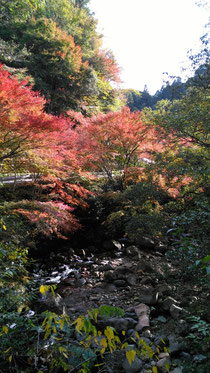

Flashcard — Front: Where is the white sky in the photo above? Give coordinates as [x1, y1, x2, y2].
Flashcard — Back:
[89, 0, 209, 93]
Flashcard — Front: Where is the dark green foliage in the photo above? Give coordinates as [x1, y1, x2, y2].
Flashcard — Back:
[123, 79, 186, 112]
[167, 195, 210, 282]
[102, 181, 172, 240]
[0, 0, 122, 115]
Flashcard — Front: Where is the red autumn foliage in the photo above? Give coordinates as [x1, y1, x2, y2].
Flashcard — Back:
[76, 106, 164, 186]
[0, 65, 193, 238]
[0, 65, 92, 237]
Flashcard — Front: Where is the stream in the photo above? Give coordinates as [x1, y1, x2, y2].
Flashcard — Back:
[29, 238, 209, 373]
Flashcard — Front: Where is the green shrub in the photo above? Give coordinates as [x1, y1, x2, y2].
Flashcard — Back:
[102, 181, 172, 240]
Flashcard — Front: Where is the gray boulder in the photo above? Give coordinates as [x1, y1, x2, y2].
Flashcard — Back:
[134, 303, 150, 331]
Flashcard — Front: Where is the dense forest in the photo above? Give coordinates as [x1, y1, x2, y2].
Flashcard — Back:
[0, 1, 209, 373]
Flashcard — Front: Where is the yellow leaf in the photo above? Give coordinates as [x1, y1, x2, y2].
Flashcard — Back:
[44, 322, 50, 331]
[59, 318, 64, 330]
[165, 362, 170, 372]
[100, 338, 107, 348]
[100, 338, 108, 354]
[40, 285, 49, 296]
[104, 326, 114, 341]
[4, 347, 11, 353]
[9, 355, 12, 363]
[44, 329, 51, 340]
[122, 330, 126, 336]
[2, 325, 8, 334]
[73, 316, 84, 334]
[3, 225, 6, 231]
[121, 342, 128, 350]
[135, 331, 140, 339]
[126, 350, 136, 366]
[17, 304, 25, 314]
[152, 366, 158, 373]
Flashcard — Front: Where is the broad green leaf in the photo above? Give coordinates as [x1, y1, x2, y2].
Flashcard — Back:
[201, 255, 210, 264]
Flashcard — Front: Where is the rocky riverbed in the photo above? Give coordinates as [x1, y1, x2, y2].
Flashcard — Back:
[32, 238, 210, 373]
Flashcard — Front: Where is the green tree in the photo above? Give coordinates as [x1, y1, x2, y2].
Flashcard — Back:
[145, 83, 209, 194]
[0, 0, 122, 114]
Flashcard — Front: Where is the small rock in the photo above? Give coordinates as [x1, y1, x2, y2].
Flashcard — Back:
[156, 356, 170, 372]
[126, 274, 137, 286]
[124, 318, 138, 329]
[105, 284, 117, 292]
[134, 303, 150, 331]
[170, 368, 183, 373]
[134, 303, 150, 318]
[193, 354, 207, 362]
[104, 270, 117, 281]
[158, 352, 170, 359]
[114, 279, 127, 287]
[180, 352, 191, 360]
[102, 240, 122, 251]
[137, 260, 155, 273]
[140, 276, 154, 285]
[100, 263, 113, 271]
[137, 236, 156, 249]
[41, 293, 62, 313]
[157, 283, 172, 296]
[155, 251, 163, 256]
[162, 297, 178, 311]
[169, 304, 183, 319]
[168, 335, 183, 355]
[142, 329, 155, 340]
[124, 312, 138, 320]
[127, 329, 135, 337]
[155, 242, 168, 253]
[157, 316, 167, 323]
[154, 336, 169, 348]
[125, 245, 141, 259]
[97, 317, 129, 333]
[76, 277, 86, 286]
[139, 287, 158, 305]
